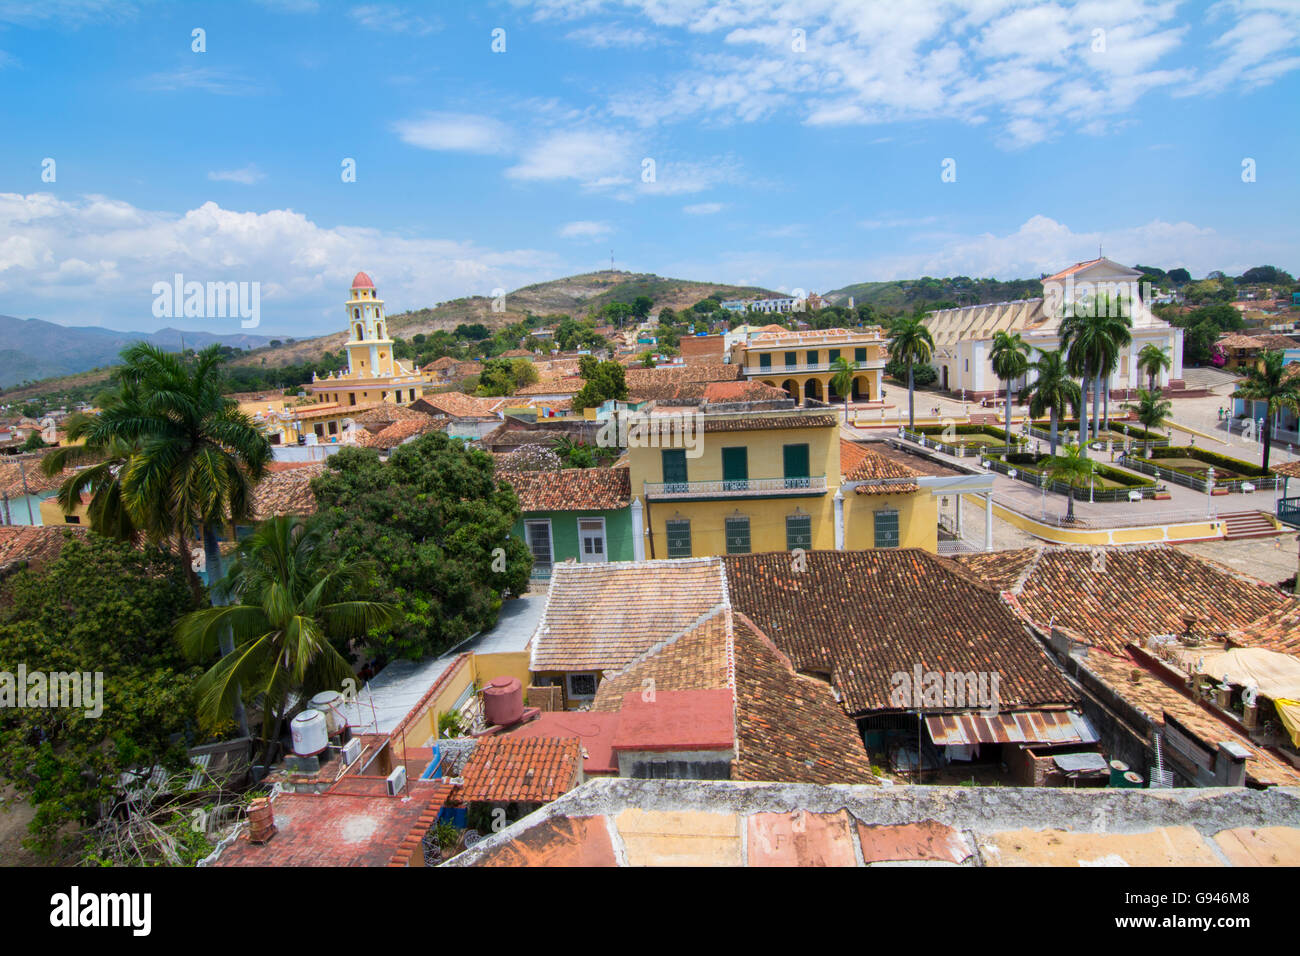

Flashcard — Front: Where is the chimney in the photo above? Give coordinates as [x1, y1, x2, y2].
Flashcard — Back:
[1243, 702, 1258, 731]
[1214, 742, 1250, 787]
[247, 797, 277, 844]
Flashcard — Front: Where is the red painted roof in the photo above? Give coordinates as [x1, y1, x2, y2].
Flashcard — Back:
[511, 711, 620, 774]
[351, 271, 375, 289]
[611, 688, 734, 753]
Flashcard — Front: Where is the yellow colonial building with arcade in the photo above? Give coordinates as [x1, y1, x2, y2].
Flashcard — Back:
[732, 327, 889, 404]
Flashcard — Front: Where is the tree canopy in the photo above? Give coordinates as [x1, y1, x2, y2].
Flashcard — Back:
[309, 433, 532, 659]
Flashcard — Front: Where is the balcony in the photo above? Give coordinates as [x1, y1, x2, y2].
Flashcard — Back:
[644, 475, 828, 500]
[748, 360, 885, 376]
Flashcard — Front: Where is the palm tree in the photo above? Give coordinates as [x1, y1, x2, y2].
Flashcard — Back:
[1137, 343, 1172, 393]
[1043, 443, 1095, 522]
[175, 517, 400, 765]
[69, 343, 272, 598]
[1060, 296, 1131, 454]
[830, 355, 855, 422]
[1235, 350, 1300, 471]
[887, 315, 934, 430]
[990, 331, 1030, 451]
[1122, 389, 1172, 455]
[1020, 349, 1081, 456]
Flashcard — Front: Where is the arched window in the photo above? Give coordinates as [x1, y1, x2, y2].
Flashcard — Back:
[355, 323, 364, 339]
[353, 308, 360, 319]
[376, 323, 384, 339]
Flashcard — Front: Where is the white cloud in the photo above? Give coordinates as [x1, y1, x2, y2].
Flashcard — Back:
[349, 5, 440, 36]
[566, 23, 657, 48]
[505, 129, 634, 187]
[0, 192, 565, 334]
[537, 0, 1300, 148]
[137, 67, 262, 96]
[558, 220, 613, 240]
[684, 202, 724, 215]
[207, 164, 266, 185]
[392, 112, 511, 154]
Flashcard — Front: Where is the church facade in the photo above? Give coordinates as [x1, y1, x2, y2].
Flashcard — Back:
[922, 257, 1185, 400]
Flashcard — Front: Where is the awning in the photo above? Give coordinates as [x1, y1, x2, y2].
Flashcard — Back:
[925, 710, 1098, 747]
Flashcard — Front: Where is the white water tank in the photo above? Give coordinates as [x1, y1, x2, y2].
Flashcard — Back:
[291, 709, 328, 756]
[310, 690, 347, 736]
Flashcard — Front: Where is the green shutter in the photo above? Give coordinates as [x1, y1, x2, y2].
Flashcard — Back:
[786, 513, 812, 550]
[782, 443, 810, 488]
[722, 447, 748, 490]
[855, 347, 867, 363]
[828, 349, 840, 363]
[759, 352, 772, 369]
[785, 351, 797, 368]
[807, 350, 819, 365]
[665, 519, 692, 558]
[873, 509, 900, 548]
[661, 449, 687, 486]
[725, 516, 751, 554]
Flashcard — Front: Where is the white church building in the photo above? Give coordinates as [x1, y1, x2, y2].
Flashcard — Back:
[922, 257, 1184, 400]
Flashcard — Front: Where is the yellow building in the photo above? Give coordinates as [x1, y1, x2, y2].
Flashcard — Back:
[732, 327, 888, 403]
[305, 272, 427, 410]
[625, 396, 960, 558]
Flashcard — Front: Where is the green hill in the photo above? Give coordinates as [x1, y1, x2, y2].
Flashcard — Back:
[823, 276, 1046, 314]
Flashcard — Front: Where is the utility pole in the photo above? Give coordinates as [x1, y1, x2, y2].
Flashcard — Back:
[17, 457, 34, 524]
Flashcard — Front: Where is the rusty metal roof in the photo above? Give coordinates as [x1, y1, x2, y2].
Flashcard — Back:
[925, 710, 1098, 747]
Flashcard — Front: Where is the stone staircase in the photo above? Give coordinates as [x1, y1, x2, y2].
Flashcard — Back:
[1220, 510, 1283, 539]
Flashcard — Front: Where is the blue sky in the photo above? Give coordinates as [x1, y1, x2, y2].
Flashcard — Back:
[1, 0, 1298, 336]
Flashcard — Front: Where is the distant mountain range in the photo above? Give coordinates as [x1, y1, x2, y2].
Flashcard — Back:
[0, 315, 275, 388]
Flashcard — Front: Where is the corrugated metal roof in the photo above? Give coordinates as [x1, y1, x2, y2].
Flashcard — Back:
[925, 710, 1098, 747]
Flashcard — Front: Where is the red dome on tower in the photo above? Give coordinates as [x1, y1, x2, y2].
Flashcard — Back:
[351, 271, 375, 290]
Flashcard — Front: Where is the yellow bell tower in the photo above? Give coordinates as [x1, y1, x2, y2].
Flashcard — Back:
[345, 271, 396, 378]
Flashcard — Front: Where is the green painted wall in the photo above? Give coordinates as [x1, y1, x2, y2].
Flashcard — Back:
[513, 506, 634, 575]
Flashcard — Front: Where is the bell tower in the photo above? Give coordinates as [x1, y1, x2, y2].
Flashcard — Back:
[344, 271, 395, 378]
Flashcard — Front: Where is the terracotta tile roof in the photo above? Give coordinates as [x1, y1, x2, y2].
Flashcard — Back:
[354, 403, 438, 426]
[590, 608, 732, 711]
[411, 393, 505, 419]
[498, 466, 631, 512]
[369, 415, 448, 450]
[1083, 649, 1300, 788]
[0, 525, 83, 573]
[955, 545, 1289, 656]
[624, 363, 742, 391]
[701, 411, 837, 432]
[840, 440, 921, 493]
[1042, 257, 1105, 281]
[530, 558, 727, 672]
[0, 457, 67, 498]
[1271, 460, 1300, 479]
[702, 380, 789, 403]
[1230, 599, 1300, 655]
[514, 377, 584, 397]
[250, 463, 323, 519]
[724, 550, 1077, 715]
[731, 611, 877, 785]
[952, 548, 1038, 594]
[459, 736, 582, 803]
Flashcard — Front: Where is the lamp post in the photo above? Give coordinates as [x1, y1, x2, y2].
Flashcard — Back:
[1206, 466, 1215, 518]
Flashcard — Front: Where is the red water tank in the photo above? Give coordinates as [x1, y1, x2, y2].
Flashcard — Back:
[483, 676, 524, 727]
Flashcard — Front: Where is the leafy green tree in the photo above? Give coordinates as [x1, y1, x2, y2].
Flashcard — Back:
[455, 323, 490, 341]
[310, 433, 532, 658]
[572, 360, 628, 412]
[886, 315, 934, 430]
[631, 295, 654, 321]
[1122, 389, 1172, 454]
[1235, 349, 1300, 471]
[175, 517, 399, 765]
[1137, 343, 1172, 392]
[511, 358, 539, 390]
[21, 432, 46, 451]
[990, 330, 1030, 448]
[1021, 349, 1081, 455]
[1043, 442, 1095, 522]
[0, 534, 201, 856]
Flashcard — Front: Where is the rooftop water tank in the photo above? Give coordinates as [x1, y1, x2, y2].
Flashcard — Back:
[291, 709, 328, 756]
[482, 676, 523, 727]
[310, 690, 347, 737]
